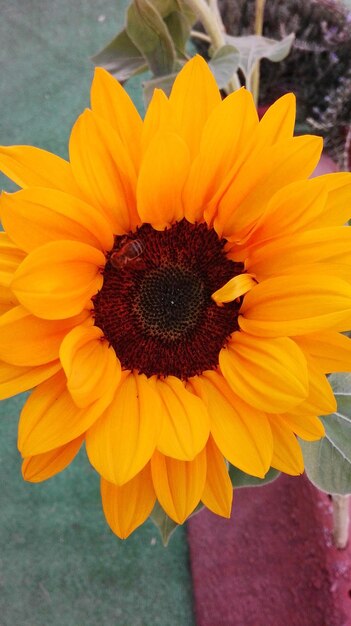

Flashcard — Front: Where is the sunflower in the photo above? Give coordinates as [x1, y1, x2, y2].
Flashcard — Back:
[1, 56, 351, 540]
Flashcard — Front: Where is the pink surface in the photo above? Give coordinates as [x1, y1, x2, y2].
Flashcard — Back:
[312, 152, 338, 177]
[188, 475, 351, 626]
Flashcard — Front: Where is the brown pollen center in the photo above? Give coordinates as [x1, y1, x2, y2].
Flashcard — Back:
[93, 219, 243, 379]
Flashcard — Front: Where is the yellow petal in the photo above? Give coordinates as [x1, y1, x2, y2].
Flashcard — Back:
[242, 174, 351, 256]
[18, 369, 114, 456]
[219, 333, 309, 413]
[246, 226, 351, 280]
[0, 234, 23, 312]
[101, 464, 156, 539]
[212, 273, 256, 304]
[201, 436, 233, 518]
[141, 88, 176, 155]
[137, 130, 190, 229]
[69, 109, 138, 233]
[11, 240, 104, 320]
[215, 135, 323, 240]
[169, 55, 221, 158]
[238, 177, 329, 251]
[0, 145, 80, 194]
[0, 187, 114, 253]
[90, 67, 142, 170]
[155, 376, 210, 461]
[239, 275, 351, 337]
[59, 324, 121, 407]
[314, 174, 351, 228]
[0, 306, 90, 366]
[295, 331, 351, 373]
[0, 231, 26, 284]
[278, 412, 325, 442]
[22, 435, 84, 482]
[0, 285, 18, 315]
[183, 88, 258, 223]
[269, 417, 304, 475]
[257, 93, 296, 145]
[86, 372, 162, 485]
[0, 359, 61, 400]
[151, 448, 207, 524]
[272, 261, 351, 285]
[290, 360, 336, 417]
[191, 370, 272, 477]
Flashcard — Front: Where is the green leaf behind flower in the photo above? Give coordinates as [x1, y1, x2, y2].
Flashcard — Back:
[143, 71, 179, 104]
[225, 33, 295, 90]
[229, 465, 280, 488]
[92, 29, 147, 81]
[208, 45, 240, 89]
[126, 0, 177, 76]
[150, 501, 205, 546]
[165, 11, 192, 56]
[150, 502, 179, 546]
[301, 372, 351, 495]
[150, 0, 196, 24]
[92, 0, 195, 83]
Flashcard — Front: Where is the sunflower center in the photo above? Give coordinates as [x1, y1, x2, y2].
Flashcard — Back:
[137, 265, 205, 340]
[93, 219, 243, 379]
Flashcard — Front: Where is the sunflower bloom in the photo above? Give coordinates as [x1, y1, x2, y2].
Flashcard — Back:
[1, 56, 351, 539]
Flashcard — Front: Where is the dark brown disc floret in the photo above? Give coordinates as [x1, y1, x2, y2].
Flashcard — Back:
[93, 219, 243, 379]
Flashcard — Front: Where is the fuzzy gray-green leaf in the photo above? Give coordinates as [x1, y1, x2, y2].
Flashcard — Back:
[300, 372, 351, 495]
[92, 29, 147, 81]
[143, 71, 179, 105]
[229, 465, 280, 488]
[127, 0, 176, 76]
[150, 502, 179, 546]
[208, 45, 240, 88]
[164, 11, 192, 55]
[225, 33, 295, 87]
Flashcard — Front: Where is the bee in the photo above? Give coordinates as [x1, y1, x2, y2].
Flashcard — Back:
[110, 237, 144, 269]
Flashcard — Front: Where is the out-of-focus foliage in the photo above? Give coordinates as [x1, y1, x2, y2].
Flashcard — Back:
[211, 0, 351, 169]
[93, 0, 293, 103]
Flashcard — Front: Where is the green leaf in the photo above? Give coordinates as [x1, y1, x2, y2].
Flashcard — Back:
[173, 0, 196, 27]
[301, 372, 351, 495]
[149, 0, 178, 17]
[229, 465, 280, 488]
[127, 0, 176, 76]
[150, 501, 205, 546]
[150, 502, 179, 546]
[164, 11, 192, 56]
[143, 70, 179, 104]
[208, 45, 240, 89]
[151, 0, 196, 25]
[92, 30, 147, 81]
[225, 33, 295, 89]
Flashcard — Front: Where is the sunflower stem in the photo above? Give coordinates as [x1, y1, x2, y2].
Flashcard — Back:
[332, 494, 350, 549]
[186, 0, 224, 49]
[251, 0, 266, 106]
[185, 0, 241, 92]
[208, 0, 224, 33]
[190, 29, 211, 43]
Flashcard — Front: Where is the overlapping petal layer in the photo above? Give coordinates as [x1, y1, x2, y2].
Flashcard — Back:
[18, 369, 117, 456]
[86, 372, 163, 486]
[22, 435, 84, 483]
[11, 240, 104, 319]
[1, 187, 114, 253]
[101, 464, 156, 539]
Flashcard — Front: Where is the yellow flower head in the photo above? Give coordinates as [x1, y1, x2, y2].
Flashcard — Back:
[1, 56, 351, 539]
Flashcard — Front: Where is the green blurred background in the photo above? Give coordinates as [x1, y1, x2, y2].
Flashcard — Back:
[0, 2, 194, 624]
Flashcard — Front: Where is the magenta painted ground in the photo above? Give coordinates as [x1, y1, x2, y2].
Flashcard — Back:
[188, 475, 351, 626]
